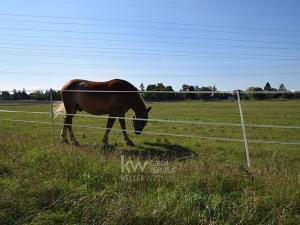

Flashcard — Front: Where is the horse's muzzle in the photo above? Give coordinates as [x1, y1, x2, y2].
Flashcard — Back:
[134, 131, 142, 135]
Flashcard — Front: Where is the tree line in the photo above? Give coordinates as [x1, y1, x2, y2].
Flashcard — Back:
[140, 82, 299, 101]
[0, 82, 299, 101]
[0, 89, 61, 101]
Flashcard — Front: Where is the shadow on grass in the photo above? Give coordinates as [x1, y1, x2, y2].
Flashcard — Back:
[121, 141, 197, 161]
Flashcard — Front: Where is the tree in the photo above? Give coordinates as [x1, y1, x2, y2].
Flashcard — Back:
[180, 84, 198, 99]
[278, 83, 292, 99]
[164, 85, 176, 100]
[263, 82, 278, 98]
[12, 89, 20, 100]
[180, 84, 190, 99]
[197, 86, 213, 100]
[52, 90, 61, 101]
[246, 87, 264, 100]
[140, 83, 145, 91]
[0, 91, 11, 100]
[279, 83, 287, 91]
[264, 82, 272, 91]
[31, 90, 47, 100]
[181, 84, 189, 91]
[187, 85, 197, 99]
[143, 83, 176, 101]
[144, 84, 160, 101]
[21, 88, 30, 100]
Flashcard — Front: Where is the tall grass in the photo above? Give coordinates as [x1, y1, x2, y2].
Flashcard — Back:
[0, 100, 299, 224]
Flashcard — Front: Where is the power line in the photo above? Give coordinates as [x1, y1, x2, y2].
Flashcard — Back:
[22, 0, 300, 18]
[0, 71, 123, 78]
[1, 13, 300, 34]
[0, 59, 299, 70]
[2, 33, 299, 51]
[2, 27, 300, 46]
[2, 49, 300, 61]
[1, 18, 300, 38]
[1, 43, 299, 58]
[0, 70, 299, 78]
[0, 60, 218, 70]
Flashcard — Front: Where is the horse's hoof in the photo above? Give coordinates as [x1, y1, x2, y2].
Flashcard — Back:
[61, 139, 69, 144]
[71, 140, 79, 146]
[100, 142, 110, 151]
[126, 140, 135, 147]
[100, 143, 116, 151]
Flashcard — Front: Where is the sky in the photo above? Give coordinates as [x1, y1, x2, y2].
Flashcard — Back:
[0, 0, 300, 91]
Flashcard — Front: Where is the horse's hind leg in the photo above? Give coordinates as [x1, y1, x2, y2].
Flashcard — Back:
[61, 102, 78, 145]
[65, 114, 79, 146]
[61, 115, 75, 144]
[61, 122, 68, 144]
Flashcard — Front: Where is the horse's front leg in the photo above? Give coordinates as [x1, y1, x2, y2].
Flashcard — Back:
[101, 116, 116, 149]
[119, 115, 134, 146]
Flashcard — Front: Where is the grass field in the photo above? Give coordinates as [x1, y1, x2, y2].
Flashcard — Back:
[0, 100, 299, 225]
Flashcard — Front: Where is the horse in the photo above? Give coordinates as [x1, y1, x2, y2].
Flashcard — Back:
[54, 79, 152, 148]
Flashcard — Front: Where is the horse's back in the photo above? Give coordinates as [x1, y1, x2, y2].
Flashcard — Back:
[61, 79, 137, 91]
[60, 79, 139, 115]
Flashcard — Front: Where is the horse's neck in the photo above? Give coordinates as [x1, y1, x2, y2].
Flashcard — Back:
[131, 95, 146, 115]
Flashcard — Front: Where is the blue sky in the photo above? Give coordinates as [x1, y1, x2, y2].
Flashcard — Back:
[0, 0, 300, 91]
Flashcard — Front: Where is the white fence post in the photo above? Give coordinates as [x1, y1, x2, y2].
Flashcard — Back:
[49, 88, 55, 145]
[236, 91, 251, 170]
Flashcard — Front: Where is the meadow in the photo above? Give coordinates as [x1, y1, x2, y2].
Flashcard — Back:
[0, 100, 299, 225]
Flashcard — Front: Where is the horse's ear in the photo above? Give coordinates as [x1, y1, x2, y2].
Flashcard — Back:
[147, 107, 152, 113]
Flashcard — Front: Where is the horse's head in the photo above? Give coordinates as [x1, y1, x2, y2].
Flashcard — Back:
[133, 107, 152, 135]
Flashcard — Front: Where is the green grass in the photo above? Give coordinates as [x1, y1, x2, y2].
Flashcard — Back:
[0, 100, 299, 225]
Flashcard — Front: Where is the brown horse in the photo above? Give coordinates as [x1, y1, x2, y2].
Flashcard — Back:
[54, 79, 151, 148]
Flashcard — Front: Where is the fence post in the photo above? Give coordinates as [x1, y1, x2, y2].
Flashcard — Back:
[49, 88, 55, 145]
[236, 91, 251, 170]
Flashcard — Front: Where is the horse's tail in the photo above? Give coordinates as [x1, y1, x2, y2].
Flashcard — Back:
[54, 102, 66, 118]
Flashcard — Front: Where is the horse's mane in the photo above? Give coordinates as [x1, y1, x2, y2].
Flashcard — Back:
[111, 79, 138, 90]
[113, 79, 147, 113]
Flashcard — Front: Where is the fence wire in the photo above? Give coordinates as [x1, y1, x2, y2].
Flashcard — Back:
[1, 118, 300, 146]
[1, 89, 300, 170]
[0, 109, 299, 129]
